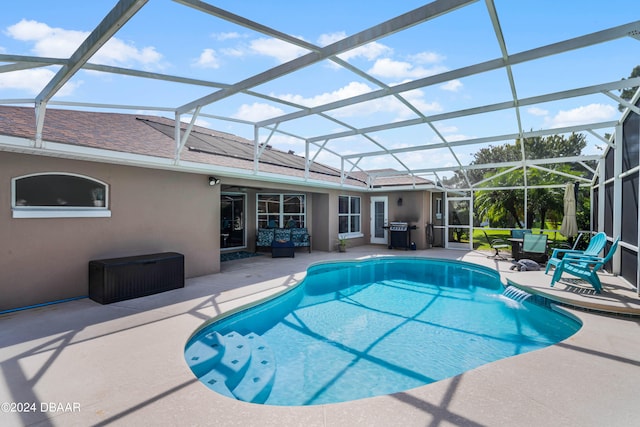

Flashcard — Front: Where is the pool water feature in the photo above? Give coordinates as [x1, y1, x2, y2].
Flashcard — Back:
[185, 258, 580, 406]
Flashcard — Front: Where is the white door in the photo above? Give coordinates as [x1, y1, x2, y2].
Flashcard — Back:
[370, 196, 388, 245]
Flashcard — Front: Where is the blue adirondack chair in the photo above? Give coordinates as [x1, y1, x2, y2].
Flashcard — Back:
[545, 232, 607, 274]
[550, 237, 619, 293]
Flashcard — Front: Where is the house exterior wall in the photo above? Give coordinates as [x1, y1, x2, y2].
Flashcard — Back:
[385, 190, 432, 249]
[1, 152, 219, 311]
[220, 177, 317, 252]
[311, 193, 331, 251]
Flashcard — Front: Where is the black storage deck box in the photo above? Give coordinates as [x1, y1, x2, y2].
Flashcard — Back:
[89, 252, 184, 304]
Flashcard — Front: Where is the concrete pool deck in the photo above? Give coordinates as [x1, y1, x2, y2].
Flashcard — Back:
[1, 246, 639, 426]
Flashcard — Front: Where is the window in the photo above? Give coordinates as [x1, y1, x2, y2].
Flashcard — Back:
[257, 194, 305, 228]
[339, 195, 361, 236]
[12, 173, 111, 218]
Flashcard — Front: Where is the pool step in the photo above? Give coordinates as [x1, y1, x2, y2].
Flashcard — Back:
[184, 331, 225, 378]
[231, 333, 276, 404]
[187, 330, 277, 403]
[215, 331, 253, 390]
[199, 369, 235, 399]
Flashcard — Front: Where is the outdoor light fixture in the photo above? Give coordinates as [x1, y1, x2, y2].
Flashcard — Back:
[397, 197, 403, 206]
[209, 176, 220, 186]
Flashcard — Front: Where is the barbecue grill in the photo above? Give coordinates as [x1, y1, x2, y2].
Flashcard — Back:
[388, 221, 413, 250]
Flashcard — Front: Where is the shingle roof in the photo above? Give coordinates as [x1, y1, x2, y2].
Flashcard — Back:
[350, 169, 433, 187]
[0, 106, 371, 187]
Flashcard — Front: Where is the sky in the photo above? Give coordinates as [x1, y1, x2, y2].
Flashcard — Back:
[0, 0, 639, 177]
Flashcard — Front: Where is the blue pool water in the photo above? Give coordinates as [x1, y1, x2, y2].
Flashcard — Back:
[185, 258, 580, 406]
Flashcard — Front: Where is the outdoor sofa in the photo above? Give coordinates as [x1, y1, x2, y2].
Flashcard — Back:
[256, 227, 311, 253]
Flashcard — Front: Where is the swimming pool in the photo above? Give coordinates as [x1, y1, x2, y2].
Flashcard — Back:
[185, 257, 580, 406]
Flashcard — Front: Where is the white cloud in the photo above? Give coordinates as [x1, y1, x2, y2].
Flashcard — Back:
[436, 125, 459, 134]
[221, 47, 245, 57]
[0, 68, 81, 95]
[548, 103, 617, 128]
[317, 32, 345, 47]
[249, 37, 310, 63]
[232, 102, 285, 122]
[193, 48, 220, 69]
[527, 107, 549, 116]
[407, 51, 445, 64]
[277, 81, 373, 108]
[368, 58, 447, 80]
[276, 81, 441, 121]
[400, 88, 442, 116]
[440, 79, 462, 92]
[6, 19, 163, 68]
[212, 32, 243, 41]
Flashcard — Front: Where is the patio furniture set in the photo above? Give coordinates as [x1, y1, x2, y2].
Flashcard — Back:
[256, 227, 311, 258]
[484, 230, 619, 294]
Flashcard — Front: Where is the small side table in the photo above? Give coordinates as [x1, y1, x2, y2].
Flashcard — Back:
[272, 240, 295, 258]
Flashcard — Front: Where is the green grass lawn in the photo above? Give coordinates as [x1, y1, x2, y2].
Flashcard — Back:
[473, 229, 568, 251]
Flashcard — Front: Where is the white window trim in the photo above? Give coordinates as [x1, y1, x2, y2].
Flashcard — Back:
[13, 208, 112, 219]
[340, 232, 364, 239]
[339, 195, 362, 236]
[256, 193, 306, 228]
[11, 172, 111, 219]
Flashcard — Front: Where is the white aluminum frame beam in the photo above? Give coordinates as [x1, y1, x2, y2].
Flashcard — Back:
[175, 0, 477, 114]
[258, 21, 640, 128]
[310, 78, 639, 145]
[342, 121, 617, 160]
[32, 0, 148, 147]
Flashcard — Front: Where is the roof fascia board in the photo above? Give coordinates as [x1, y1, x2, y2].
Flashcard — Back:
[0, 137, 367, 192]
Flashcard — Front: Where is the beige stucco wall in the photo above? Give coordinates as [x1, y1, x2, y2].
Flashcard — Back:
[311, 193, 331, 251]
[1, 152, 219, 311]
[384, 190, 432, 249]
[220, 177, 317, 252]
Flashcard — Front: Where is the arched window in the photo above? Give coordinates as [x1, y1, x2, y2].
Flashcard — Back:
[12, 173, 111, 218]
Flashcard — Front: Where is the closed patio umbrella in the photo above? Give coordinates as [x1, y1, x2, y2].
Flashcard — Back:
[560, 183, 578, 237]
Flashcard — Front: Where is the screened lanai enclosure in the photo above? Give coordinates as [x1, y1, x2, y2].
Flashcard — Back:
[1, 0, 639, 292]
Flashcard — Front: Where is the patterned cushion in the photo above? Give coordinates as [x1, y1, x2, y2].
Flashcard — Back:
[274, 228, 291, 242]
[291, 228, 310, 247]
[257, 228, 274, 247]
